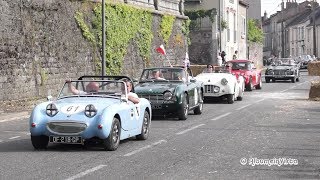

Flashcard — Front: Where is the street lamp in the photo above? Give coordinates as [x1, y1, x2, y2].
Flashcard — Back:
[102, 0, 106, 77]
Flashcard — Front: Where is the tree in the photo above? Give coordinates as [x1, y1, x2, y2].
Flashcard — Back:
[248, 19, 263, 43]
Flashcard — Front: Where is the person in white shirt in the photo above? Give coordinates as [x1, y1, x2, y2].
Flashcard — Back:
[123, 79, 140, 104]
[217, 52, 222, 66]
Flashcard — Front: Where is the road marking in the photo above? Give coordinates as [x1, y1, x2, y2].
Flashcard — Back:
[9, 136, 20, 140]
[280, 89, 289, 93]
[65, 165, 107, 180]
[124, 140, 167, 157]
[176, 124, 205, 135]
[255, 98, 265, 103]
[236, 104, 251, 111]
[0, 139, 3, 143]
[210, 112, 231, 121]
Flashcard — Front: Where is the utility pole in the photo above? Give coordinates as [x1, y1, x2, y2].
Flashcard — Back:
[218, 0, 222, 52]
[281, 2, 285, 58]
[312, 0, 317, 57]
[102, 0, 106, 77]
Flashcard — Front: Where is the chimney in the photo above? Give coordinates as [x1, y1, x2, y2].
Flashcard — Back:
[281, 0, 285, 10]
[264, 11, 267, 20]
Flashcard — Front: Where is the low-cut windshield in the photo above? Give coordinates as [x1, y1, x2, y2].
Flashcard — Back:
[57, 80, 127, 99]
[231, 62, 250, 70]
[275, 58, 296, 66]
[139, 68, 186, 82]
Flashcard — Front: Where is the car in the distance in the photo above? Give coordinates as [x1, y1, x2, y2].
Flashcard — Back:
[265, 58, 300, 83]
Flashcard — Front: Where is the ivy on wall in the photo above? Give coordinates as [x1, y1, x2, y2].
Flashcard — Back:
[184, 8, 217, 23]
[75, 2, 153, 75]
[160, 15, 176, 45]
[182, 19, 191, 45]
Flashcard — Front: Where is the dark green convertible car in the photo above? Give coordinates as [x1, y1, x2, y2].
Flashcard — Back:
[135, 67, 204, 120]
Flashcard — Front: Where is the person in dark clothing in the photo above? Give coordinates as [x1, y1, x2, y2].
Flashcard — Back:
[221, 51, 226, 64]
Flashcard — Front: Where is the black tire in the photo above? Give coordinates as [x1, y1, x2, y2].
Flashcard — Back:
[245, 77, 253, 91]
[103, 117, 121, 151]
[178, 94, 189, 120]
[291, 77, 296, 83]
[296, 77, 300, 82]
[237, 96, 243, 101]
[265, 78, 270, 83]
[256, 78, 262, 90]
[227, 94, 234, 104]
[194, 91, 203, 115]
[31, 135, 49, 149]
[136, 111, 150, 140]
[272, 78, 276, 82]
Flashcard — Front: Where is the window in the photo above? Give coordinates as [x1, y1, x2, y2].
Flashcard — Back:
[234, 13, 236, 43]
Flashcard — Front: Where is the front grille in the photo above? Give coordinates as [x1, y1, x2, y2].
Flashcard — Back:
[273, 70, 285, 75]
[47, 122, 87, 134]
[205, 85, 214, 93]
[139, 94, 164, 104]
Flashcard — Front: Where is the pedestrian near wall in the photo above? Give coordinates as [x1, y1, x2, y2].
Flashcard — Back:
[217, 52, 222, 66]
[221, 51, 226, 64]
[233, 50, 238, 60]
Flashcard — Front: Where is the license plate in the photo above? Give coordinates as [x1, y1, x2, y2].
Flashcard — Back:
[152, 104, 162, 109]
[49, 136, 83, 144]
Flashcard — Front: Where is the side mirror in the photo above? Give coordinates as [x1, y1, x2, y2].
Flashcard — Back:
[120, 94, 128, 102]
[190, 78, 196, 83]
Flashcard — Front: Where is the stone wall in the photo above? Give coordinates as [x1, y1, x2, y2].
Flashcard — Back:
[0, 0, 188, 104]
[248, 42, 263, 69]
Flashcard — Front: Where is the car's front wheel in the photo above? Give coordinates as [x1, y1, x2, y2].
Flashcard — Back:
[136, 111, 150, 140]
[194, 91, 203, 115]
[256, 78, 262, 89]
[178, 93, 189, 120]
[227, 94, 234, 104]
[31, 135, 49, 149]
[291, 77, 296, 83]
[265, 78, 270, 83]
[103, 117, 121, 151]
[245, 77, 253, 91]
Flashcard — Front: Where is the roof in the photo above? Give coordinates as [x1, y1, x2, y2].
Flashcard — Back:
[307, 7, 320, 27]
[286, 10, 312, 27]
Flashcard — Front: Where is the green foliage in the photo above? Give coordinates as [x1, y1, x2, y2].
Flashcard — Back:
[160, 15, 175, 45]
[184, 8, 217, 23]
[75, 3, 153, 75]
[182, 19, 191, 45]
[221, 20, 228, 30]
[74, 12, 96, 43]
[248, 19, 263, 43]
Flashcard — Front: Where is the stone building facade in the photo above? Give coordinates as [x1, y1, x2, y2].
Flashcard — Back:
[0, 0, 188, 103]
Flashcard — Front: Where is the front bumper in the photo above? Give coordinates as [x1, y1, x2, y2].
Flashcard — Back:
[265, 75, 295, 79]
[150, 102, 182, 116]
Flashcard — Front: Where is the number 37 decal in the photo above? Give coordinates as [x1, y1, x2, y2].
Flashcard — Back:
[61, 105, 85, 114]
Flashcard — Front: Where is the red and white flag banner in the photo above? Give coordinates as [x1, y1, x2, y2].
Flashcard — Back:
[156, 44, 166, 55]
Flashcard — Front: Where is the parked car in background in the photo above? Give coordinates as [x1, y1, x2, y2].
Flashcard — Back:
[135, 67, 204, 120]
[265, 58, 300, 83]
[195, 66, 245, 104]
[296, 55, 314, 69]
[228, 60, 262, 91]
[30, 76, 151, 151]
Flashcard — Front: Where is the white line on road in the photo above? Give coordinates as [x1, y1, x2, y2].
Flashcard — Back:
[176, 124, 205, 135]
[210, 112, 231, 121]
[9, 136, 20, 140]
[124, 140, 167, 157]
[0, 139, 3, 143]
[65, 165, 107, 180]
[236, 104, 252, 111]
[280, 89, 289, 93]
[255, 98, 265, 103]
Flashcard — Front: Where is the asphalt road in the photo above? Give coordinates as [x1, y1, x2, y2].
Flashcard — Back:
[1, 70, 320, 179]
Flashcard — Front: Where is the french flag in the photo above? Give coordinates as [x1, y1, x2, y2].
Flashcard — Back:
[156, 44, 166, 55]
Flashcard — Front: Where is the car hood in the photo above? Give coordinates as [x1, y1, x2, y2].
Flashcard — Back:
[54, 97, 119, 111]
[135, 82, 180, 94]
[196, 73, 234, 83]
[268, 66, 294, 70]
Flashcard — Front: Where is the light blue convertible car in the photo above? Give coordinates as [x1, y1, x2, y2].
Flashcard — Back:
[29, 76, 152, 151]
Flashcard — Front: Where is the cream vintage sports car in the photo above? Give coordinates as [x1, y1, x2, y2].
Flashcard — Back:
[195, 66, 245, 104]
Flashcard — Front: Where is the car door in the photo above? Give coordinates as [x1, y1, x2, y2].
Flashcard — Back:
[121, 101, 139, 131]
[186, 68, 197, 107]
[250, 63, 258, 85]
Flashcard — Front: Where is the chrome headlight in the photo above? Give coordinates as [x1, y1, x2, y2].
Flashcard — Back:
[213, 86, 220, 93]
[163, 91, 173, 101]
[46, 103, 58, 117]
[84, 104, 97, 118]
[221, 78, 228, 85]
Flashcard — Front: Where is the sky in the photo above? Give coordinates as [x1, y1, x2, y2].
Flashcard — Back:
[261, 0, 315, 16]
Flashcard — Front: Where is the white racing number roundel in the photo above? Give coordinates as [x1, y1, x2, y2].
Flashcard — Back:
[61, 105, 86, 115]
[194, 88, 198, 105]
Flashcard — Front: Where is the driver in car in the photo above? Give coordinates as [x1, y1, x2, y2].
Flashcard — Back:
[66, 79, 99, 95]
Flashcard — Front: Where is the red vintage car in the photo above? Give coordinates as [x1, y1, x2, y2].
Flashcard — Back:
[227, 60, 262, 91]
